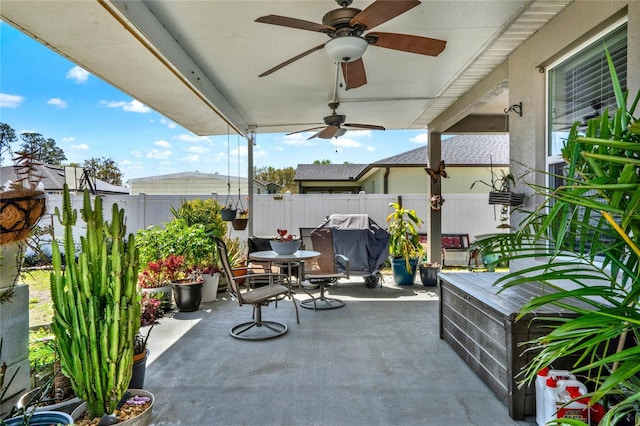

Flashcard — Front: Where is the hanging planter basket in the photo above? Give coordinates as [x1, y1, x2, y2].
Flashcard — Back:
[488, 191, 524, 207]
[0, 189, 46, 245]
[232, 217, 248, 230]
[220, 207, 237, 221]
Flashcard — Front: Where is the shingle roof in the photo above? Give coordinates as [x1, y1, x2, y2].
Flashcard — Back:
[295, 135, 509, 181]
[372, 134, 509, 166]
[295, 163, 368, 181]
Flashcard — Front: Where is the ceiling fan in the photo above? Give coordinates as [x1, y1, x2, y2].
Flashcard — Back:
[288, 102, 385, 139]
[256, 0, 447, 90]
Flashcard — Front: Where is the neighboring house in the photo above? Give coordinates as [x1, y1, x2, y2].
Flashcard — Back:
[127, 171, 269, 195]
[0, 163, 128, 194]
[294, 135, 510, 194]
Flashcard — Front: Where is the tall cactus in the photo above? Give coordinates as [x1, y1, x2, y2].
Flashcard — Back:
[50, 185, 140, 419]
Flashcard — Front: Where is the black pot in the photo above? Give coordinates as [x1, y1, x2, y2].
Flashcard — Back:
[172, 280, 203, 312]
[129, 349, 149, 389]
[232, 217, 248, 230]
[419, 266, 440, 286]
[220, 208, 237, 221]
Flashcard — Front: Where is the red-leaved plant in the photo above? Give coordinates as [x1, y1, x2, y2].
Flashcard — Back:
[275, 228, 294, 241]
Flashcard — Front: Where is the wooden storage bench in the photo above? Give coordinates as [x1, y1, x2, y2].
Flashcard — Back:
[438, 272, 579, 420]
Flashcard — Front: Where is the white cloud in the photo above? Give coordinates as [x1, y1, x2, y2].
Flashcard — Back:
[282, 133, 318, 147]
[69, 144, 89, 150]
[0, 93, 25, 108]
[154, 140, 171, 148]
[130, 150, 143, 158]
[410, 132, 429, 144]
[160, 118, 177, 129]
[146, 149, 172, 159]
[330, 137, 362, 148]
[101, 99, 151, 113]
[366, 146, 375, 152]
[47, 98, 68, 108]
[176, 133, 211, 143]
[230, 146, 248, 157]
[61, 137, 75, 143]
[66, 66, 89, 83]
[187, 146, 209, 154]
[181, 154, 200, 162]
[345, 129, 372, 138]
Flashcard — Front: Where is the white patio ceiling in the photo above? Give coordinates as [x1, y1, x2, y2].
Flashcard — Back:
[0, 0, 571, 137]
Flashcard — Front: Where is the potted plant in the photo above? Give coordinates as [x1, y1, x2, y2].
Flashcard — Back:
[162, 254, 204, 312]
[0, 150, 47, 247]
[418, 261, 440, 286]
[137, 259, 173, 308]
[386, 202, 424, 285]
[49, 184, 154, 424]
[138, 198, 225, 303]
[220, 203, 237, 221]
[130, 293, 163, 389]
[232, 208, 249, 230]
[218, 237, 247, 291]
[485, 50, 640, 425]
[470, 159, 524, 207]
[269, 229, 301, 255]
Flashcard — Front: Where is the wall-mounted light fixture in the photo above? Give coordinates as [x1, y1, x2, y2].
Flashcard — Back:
[504, 102, 523, 117]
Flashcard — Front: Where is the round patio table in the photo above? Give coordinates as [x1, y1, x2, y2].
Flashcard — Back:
[249, 250, 320, 305]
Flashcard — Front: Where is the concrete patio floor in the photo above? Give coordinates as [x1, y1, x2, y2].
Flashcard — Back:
[144, 274, 537, 426]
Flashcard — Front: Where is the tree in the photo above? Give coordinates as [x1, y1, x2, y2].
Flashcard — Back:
[82, 156, 123, 186]
[20, 132, 67, 165]
[255, 166, 297, 193]
[313, 159, 331, 165]
[0, 122, 17, 163]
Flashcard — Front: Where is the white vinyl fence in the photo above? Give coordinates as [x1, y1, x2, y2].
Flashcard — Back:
[42, 191, 506, 254]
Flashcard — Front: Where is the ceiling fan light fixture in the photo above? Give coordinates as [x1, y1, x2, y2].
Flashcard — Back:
[324, 36, 368, 62]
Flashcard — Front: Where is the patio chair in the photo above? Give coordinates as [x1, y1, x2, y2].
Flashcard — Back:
[299, 227, 350, 310]
[215, 237, 298, 340]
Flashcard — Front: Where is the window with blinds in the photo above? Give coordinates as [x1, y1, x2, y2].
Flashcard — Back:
[548, 23, 627, 156]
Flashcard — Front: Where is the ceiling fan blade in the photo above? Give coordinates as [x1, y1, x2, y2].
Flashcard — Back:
[344, 123, 386, 131]
[259, 43, 326, 77]
[316, 125, 340, 139]
[350, 0, 420, 30]
[368, 32, 446, 56]
[286, 126, 325, 136]
[341, 59, 367, 90]
[255, 15, 334, 33]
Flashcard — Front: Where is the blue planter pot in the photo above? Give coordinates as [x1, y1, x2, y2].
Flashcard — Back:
[390, 257, 419, 286]
[4, 411, 74, 425]
[482, 252, 500, 272]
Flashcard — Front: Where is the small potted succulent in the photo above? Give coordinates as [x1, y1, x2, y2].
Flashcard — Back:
[270, 229, 301, 255]
[418, 260, 441, 286]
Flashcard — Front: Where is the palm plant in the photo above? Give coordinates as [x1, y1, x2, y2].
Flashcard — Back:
[478, 49, 639, 424]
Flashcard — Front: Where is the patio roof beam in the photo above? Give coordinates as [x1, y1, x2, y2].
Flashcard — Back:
[104, 0, 248, 136]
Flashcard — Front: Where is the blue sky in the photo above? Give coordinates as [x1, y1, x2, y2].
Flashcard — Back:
[0, 21, 428, 184]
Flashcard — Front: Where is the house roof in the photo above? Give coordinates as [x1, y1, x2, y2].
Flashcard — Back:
[373, 134, 509, 167]
[0, 163, 128, 194]
[295, 164, 368, 182]
[128, 171, 246, 184]
[295, 134, 509, 181]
